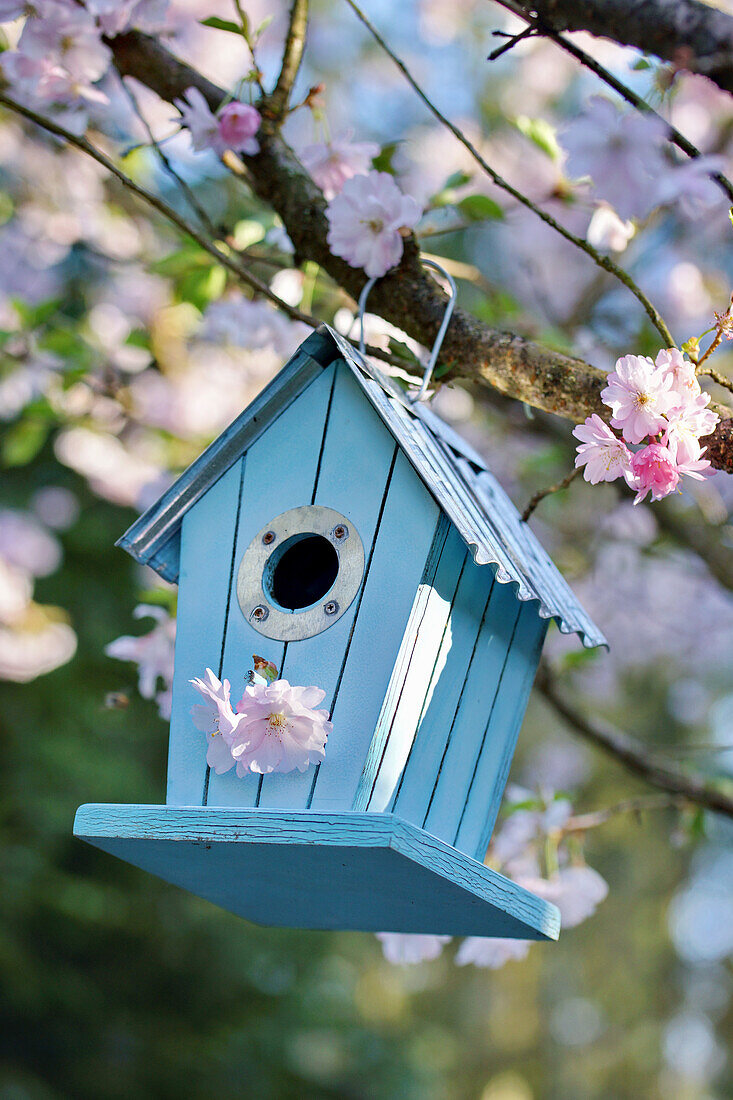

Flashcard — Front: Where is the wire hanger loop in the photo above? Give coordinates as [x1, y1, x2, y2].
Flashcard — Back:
[357, 257, 457, 403]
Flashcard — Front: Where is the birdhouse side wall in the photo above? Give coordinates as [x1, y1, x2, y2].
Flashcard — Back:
[359, 543, 547, 860]
[166, 356, 441, 812]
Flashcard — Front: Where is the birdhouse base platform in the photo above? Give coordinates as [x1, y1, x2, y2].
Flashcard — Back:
[74, 805, 560, 940]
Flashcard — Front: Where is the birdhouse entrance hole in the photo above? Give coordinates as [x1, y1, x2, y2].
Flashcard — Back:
[237, 505, 365, 641]
[265, 533, 339, 610]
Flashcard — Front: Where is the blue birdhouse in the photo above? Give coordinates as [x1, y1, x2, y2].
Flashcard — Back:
[74, 325, 605, 943]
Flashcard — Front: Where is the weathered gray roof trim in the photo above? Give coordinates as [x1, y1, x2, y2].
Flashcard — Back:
[119, 325, 606, 648]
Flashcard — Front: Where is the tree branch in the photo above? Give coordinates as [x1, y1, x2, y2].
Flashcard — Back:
[536, 662, 733, 820]
[521, 465, 581, 521]
[0, 91, 325, 327]
[344, 0, 674, 348]
[63, 30, 729, 473]
[517, 0, 733, 97]
[268, 0, 309, 121]
[496, 0, 733, 204]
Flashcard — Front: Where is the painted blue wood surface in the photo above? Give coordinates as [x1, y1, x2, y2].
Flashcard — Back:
[423, 575, 521, 850]
[389, 548, 486, 827]
[258, 363, 401, 810]
[205, 361, 337, 808]
[308, 449, 441, 811]
[167, 460, 243, 805]
[455, 605, 547, 859]
[74, 804, 560, 939]
[355, 520, 461, 813]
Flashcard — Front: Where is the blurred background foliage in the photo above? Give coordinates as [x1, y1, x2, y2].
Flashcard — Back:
[0, 0, 732, 1097]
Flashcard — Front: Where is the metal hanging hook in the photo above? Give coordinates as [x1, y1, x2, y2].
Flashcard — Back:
[357, 257, 457, 404]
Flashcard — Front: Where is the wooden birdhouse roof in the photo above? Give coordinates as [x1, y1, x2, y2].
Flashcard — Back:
[118, 325, 606, 649]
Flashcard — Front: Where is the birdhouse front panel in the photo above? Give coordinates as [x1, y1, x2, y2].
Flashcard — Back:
[166, 354, 442, 813]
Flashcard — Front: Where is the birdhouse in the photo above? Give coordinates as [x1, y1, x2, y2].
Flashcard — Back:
[74, 325, 605, 943]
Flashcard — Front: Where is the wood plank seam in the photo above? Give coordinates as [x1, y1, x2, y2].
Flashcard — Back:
[306, 442, 400, 808]
[202, 454, 247, 806]
[452, 602, 522, 847]
[389, 549, 469, 813]
[358, 515, 451, 810]
[420, 576, 496, 829]
[309, 365, 339, 506]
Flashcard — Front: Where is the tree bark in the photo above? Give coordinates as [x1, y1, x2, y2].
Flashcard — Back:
[108, 30, 733, 472]
[524, 0, 733, 95]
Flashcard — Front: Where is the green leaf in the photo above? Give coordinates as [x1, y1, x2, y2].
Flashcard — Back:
[515, 115, 562, 162]
[136, 588, 178, 615]
[387, 337, 420, 367]
[254, 14, 273, 39]
[444, 170, 472, 190]
[12, 297, 62, 329]
[456, 194, 504, 221]
[232, 219, 266, 250]
[176, 264, 226, 310]
[632, 57, 651, 71]
[200, 16, 243, 36]
[152, 245, 213, 277]
[560, 647, 601, 672]
[371, 141, 400, 174]
[2, 417, 50, 466]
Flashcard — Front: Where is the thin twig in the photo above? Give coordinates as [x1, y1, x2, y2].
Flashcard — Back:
[119, 76, 220, 238]
[697, 364, 733, 393]
[522, 465, 581, 521]
[233, 0, 266, 95]
[488, 23, 536, 61]
[494, 0, 733, 203]
[268, 0, 309, 120]
[536, 661, 733, 820]
[562, 794, 687, 834]
[0, 90, 410, 370]
[343, 0, 674, 346]
[0, 92, 320, 320]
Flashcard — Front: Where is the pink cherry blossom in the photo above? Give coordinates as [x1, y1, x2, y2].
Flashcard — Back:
[629, 442, 680, 504]
[572, 414, 633, 484]
[601, 354, 676, 444]
[87, 0, 169, 37]
[218, 102, 261, 155]
[300, 131, 379, 199]
[655, 347, 701, 404]
[562, 96, 669, 220]
[173, 87, 223, 155]
[376, 933, 450, 964]
[19, 2, 110, 85]
[0, 508, 61, 577]
[655, 155, 728, 220]
[189, 667, 244, 774]
[515, 866, 608, 929]
[200, 296, 309, 358]
[326, 170, 422, 278]
[105, 604, 175, 711]
[0, 1, 28, 19]
[663, 398, 718, 465]
[231, 679, 332, 775]
[454, 937, 532, 969]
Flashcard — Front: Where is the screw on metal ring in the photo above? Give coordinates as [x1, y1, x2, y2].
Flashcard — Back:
[357, 256, 457, 404]
[332, 524, 348, 541]
[251, 605, 269, 621]
[262, 530, 276, 545]
[324, 600, 339, 616]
